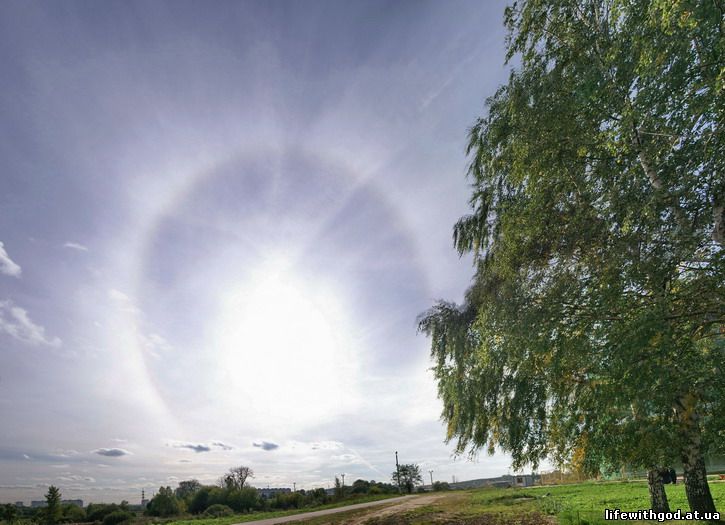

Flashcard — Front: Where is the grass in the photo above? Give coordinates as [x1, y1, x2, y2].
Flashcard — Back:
[260, 481, 725, 525]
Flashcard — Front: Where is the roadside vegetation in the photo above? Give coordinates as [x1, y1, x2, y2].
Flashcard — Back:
[0, 468, 405, 525]
[267, 481, 725, 525]
[4, 480, 723, 525]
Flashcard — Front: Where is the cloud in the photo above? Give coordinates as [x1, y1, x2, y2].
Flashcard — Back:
[253, 440, 279, 451]
[0, 242, 21, 277]
[63, 242, 89, 252]
[0, 299, 62, 347]
[51, 449, 79, 458]
[171, 442, 211, 453]
[22, 454, 31, 460]
[310, 441, 343, 451]
[169, 441, 233, 453]
[92, 448, 131, 457]
[58, 475, 95, 482]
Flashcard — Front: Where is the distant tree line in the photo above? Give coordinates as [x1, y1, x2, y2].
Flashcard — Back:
[1, 464, 415, 524]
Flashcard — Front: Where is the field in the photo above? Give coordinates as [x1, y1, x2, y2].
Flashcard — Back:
[249, 481, 725, 525]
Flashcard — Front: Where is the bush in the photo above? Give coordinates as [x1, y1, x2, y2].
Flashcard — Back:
[202, 504, 233, 517]
[101, 511, 133, 525]
[85, 504, 121, 522]
[145, 487, 183, 517]
[225, 488, 260, 512]
[61, 505, 86, 523]
[188, 486, 226, 514]
[432, 481, 451, 491]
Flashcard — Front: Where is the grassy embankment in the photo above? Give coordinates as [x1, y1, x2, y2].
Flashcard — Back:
[273, 481, 725, 525]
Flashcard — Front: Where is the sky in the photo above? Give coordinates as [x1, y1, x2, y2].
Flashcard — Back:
[0, 0, 519, 504]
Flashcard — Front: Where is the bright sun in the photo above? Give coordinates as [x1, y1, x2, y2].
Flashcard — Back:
[212, 263, 357, 426]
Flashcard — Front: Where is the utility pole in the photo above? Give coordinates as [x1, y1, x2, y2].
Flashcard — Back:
[428, 469, 434, 486]
[341, 473, 345, 489]
[395, 451, 401, 494]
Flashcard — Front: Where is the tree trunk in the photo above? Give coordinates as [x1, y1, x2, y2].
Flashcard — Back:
[647, 469, 670, 513]
[676, 394, 718, 515]
[682, 449, 717, 515]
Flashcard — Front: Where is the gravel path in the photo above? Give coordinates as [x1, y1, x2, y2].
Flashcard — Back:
[230, 495, 417, 525]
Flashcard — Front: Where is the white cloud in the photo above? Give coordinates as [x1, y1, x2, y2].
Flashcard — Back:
[58, 475, 95, 483]
[0, 242, 21, 277]
[0, 299, 62, 347]
[63, 242, 89, 252]
[309, 441, 344, 451]
[51, 449, 80, 458]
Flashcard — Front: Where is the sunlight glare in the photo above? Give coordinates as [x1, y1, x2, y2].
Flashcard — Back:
[213, 262, 357, 427]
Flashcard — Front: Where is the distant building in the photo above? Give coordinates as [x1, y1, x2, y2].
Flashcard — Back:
[256, 487, 292, 499]
[442, 473, 539, 491]
[15, 502, 24, 508]
[31, 501, 47, 508]
[62, 500, 84, 507]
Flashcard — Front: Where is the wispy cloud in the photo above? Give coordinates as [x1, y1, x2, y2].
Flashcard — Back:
[168, 441, 233, 453]
[63, 242, 89, 252]
[310, 441, 343, 451]
[253, 441, 279, 451]
[0, 299, 62, 347]
[58, 475, 95, 482]
[51, 449, 80, 458]
[175, 443, 211, 453]
[92, 448, 131, 457]
[0, 242, 21, 277]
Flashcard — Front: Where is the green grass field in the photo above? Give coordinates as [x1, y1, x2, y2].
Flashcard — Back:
[271, 481, 725, 525]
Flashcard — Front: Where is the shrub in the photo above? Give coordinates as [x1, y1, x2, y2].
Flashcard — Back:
[85, 504, 121, 522]
[225, 488, 260, 512]
[61, 505, 86, 523]
[188, 486, 227, 514]
[145, 487, 183, 517]
[101, 511, 133, 525]
[202, 504, 233, 517]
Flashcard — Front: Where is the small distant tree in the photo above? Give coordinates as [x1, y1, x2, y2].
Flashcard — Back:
[351, 479, 370, 494]
[146, 486, 183, 517]
[432, 481, 450, 491]
[392, 464, 422, 494]
[225, 487, 260, 512]
[332, 476, 342, 500]
[175, 480, 202, 501]
[44, 486, 62, 525]
[220, 466, 254, 490]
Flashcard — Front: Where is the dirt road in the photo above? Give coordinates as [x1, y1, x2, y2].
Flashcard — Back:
[230, 494, 440, 525]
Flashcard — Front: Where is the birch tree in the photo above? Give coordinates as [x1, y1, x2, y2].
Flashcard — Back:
[420, 0, 723, 515]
